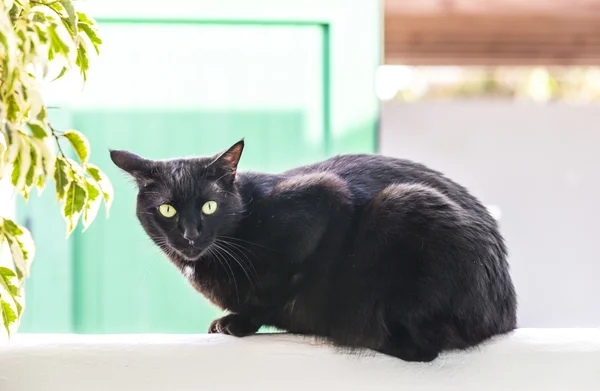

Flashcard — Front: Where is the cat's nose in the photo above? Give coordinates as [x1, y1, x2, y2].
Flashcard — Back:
[183, 228, 200, 245]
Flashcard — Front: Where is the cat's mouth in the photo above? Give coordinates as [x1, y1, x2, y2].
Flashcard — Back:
[177, 247, 204, 261]
[175, 242, 213, 261]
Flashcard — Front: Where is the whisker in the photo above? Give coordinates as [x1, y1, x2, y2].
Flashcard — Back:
[218, 235, 276, 252]
[206, 246, 232, 287]
[216, 239, 261, 285]
[140, 192, 166, 196]
[215, 237, 265, 289]
[219, 239, 260, 260]
[139, 254, 158, 283]
[215, 240, 257, 291]
[214, 172, 230, 183]
[212, 243, 239, 302]
[134, 236, 170, 283]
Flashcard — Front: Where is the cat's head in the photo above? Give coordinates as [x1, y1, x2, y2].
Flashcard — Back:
[110, 140, 245, 261]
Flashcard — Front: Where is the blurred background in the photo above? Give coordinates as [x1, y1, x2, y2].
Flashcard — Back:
[12, 0, 600, 333]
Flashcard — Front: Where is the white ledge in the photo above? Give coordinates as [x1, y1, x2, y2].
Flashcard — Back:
[1, 329, 600, 391]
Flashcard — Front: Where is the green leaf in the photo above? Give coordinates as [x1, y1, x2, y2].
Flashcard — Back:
[63, 129, 89, 163]
[63, 180, 87, 236]
[15, 301, 23, 318]
[54, 157, 70, 200]
[0, 132, 6, 178]
[0, 2, 105, 335]
[48, 41, 55, 61]
[40, 141, 55, 179]
[6, 68, 19, 96]
[82, 178, 102, 231]
[47, 23, 70, 58]
[75, 41, 89, 81]
[78, 22, 101, 55]
[23, 141, 40, 200]
[0, 24, 11, 51]
[30, 139, 43, 184]
[85, 165, 101, 181]
[86, 179, 101, 202]
[4, 235, 27, 280]
[0, 267, 18, 297]
[3, 219, 24, 237]
[76, 12, 94, 25]
[3, 219, 35, 280]
[21, 83, 29, 102]
[10, 152, 21, 187]
[52, 66, 68, 81]
[32, 12, 46, 24]
[86, 163, 114, 215]
[59, 0, 78, 38]
[33, 23, 48, 44]
[9, 135, 33, 191]
[10, 137, 32, 194]
[0, 266, 22, 318]
[17, 225, 35, 266]
[4, 126, 20, 163]
[1, 298, 17, 337]
[31, 137, 55, 193]
[26, 146, 37, 185]
[64, 181, 87, 216]
[0, 16, 17, 74]
[15, 28, 27, 46]
[26, 88, 45, 126]
[7, 94, 19, 122]
[36, 105, 47, 123]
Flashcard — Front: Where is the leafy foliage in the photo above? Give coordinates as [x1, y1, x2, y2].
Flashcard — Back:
[391, 66, 600, 103]
[0, 0, 111, 336]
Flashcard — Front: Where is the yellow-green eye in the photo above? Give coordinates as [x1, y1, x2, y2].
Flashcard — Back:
[158, 204, 177, 218]
[202, 200, 218, 215]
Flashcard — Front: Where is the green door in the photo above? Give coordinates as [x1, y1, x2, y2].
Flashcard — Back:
[19, 1, 381, 333]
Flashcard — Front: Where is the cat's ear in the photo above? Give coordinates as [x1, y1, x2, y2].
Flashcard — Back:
[109, 150, 153, 181]
[213, 139, 244, 178]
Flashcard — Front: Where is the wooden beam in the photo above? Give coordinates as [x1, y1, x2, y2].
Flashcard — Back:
[386, 0, 600, 17]
[385, 0, 600, 66]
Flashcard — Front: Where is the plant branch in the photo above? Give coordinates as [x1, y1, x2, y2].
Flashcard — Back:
[48, 123, 67, 158]
[30, 1, 61, 6]
[31, 1, 64, 22]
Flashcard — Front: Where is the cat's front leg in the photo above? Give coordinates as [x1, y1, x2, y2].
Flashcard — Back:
[208, 313, 261, 337]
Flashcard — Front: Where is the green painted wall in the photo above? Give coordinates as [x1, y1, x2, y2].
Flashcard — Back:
[19, 2, 381, 333]
[71, 109, 319, 333]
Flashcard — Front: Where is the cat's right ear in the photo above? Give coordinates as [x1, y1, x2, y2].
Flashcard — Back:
[109, 150, 153, 182]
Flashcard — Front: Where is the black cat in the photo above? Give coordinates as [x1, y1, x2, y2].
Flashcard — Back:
[110, 139, 517, 362]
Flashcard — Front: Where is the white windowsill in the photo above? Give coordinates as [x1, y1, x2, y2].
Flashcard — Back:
[1, 329, 599, 391]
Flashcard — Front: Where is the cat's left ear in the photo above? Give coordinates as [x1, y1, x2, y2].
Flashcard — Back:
[214, 139, 244, 178]
[110, 150, 153, 182]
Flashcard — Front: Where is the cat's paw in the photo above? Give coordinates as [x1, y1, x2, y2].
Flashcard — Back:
[208, 314, 259, 337]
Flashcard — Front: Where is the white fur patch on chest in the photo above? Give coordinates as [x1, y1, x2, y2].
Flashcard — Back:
[182, 265, 195, 280]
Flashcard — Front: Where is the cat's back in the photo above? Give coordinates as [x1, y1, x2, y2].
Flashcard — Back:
[285, 154, 434, 188]
[284, 154, 482, 211]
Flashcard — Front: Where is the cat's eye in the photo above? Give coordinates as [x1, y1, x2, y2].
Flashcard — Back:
[158, 204, 177, 218]
[202, 200, 218, 215]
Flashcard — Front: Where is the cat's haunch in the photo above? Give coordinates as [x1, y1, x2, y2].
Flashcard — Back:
[110, 140, 517, 362]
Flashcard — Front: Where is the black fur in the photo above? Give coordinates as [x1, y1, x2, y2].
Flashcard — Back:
[110, 140, 517, 362]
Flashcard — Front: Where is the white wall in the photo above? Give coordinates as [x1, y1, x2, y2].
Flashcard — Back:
[2, 331, 600, 391]
[380, 100, 600, 328]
